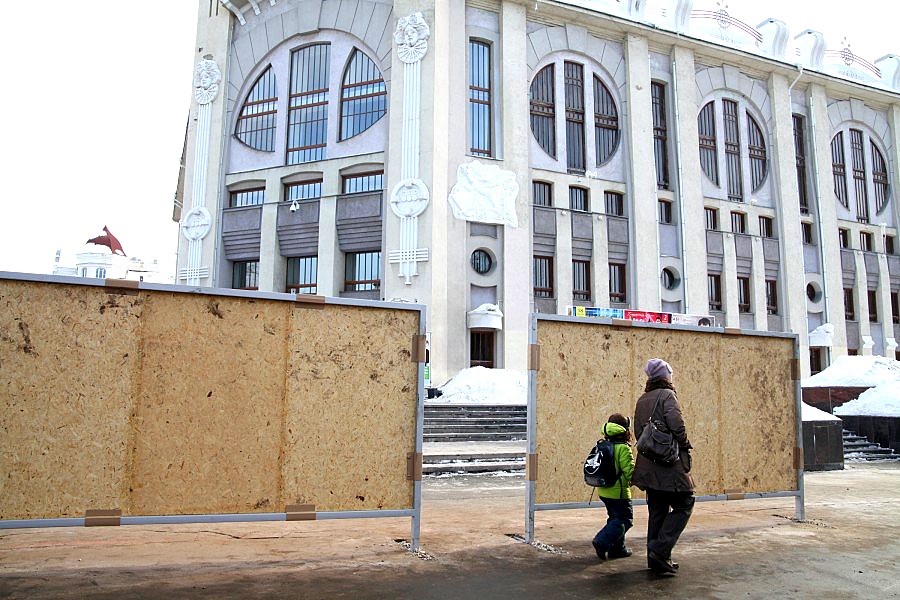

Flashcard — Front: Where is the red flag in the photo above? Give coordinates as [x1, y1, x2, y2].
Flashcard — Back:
[86, 226, 126, 256]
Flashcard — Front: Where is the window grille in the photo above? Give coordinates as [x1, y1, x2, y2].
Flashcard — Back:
[738, 276, 751, 313]
[344, 251, 381, 291]
[705, 207, 718, 231]
[232, 261, 259, 290]
[698, 101, 718, 184]
[708, 274, 722, 311]
[850, 129, 870, 223]
[468, 40, 492, 157]
[286, 256, 317, 294]
[533, 256, 554, 298]
[529, 65, 556, 157]
[872, 142, 890, 214]
[731, 211, 746, 234]
[236, 66, 278, 151]
[287, 43, 330, 165]
[831, 132, 848, 208]
[564, 62, 585, 174]
[532, 181, 552, 207]
[658, 199, 673, 224]
[747, 114, 767, 192]
[652, 82, 669, 189]
[573, 260, 591, 301]
[594, 76, 619, 166]
[285, 180, 322, 203]
[609, 263, 626, 303]
[766, 279, 778, 315]
[839, 228, 850, 248]
[759, 216, 774, 238]
[605, 191, 624, 217]
[723, 100, 744, 202]
[793, 115, 809, 213]
[229, 188, 265, 208]
[342, 172, 384, 194]
[339, 49, 386, 141]
[569, 187, 589, 212]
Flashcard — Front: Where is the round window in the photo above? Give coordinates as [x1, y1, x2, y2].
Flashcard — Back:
[471, 249, 493, 275]
[806, 283, 822, 303]
[662, 268, 680, 290]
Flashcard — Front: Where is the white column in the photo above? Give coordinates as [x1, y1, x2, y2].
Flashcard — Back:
[722, 234, 739, 328]
[556, 212, 573, 311]
[855, 251, 872, 355]
[258, 172, 282, 292]
[751, 237, 768, 331]
[593, 214, 610, 307]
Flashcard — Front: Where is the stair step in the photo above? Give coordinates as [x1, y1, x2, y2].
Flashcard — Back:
[426, 418, 527, 425]
[424, 433, 526, 442]
[425, 452, 525, 463]
[423, 460, 525, 474]
[424, 425, 526, 433]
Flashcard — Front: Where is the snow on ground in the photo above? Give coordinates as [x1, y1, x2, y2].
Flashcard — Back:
[834, 383, 900, 417]
[801, 355, 900, 388]
[431, 367, 526, 405]
[801, 402, 841, 422]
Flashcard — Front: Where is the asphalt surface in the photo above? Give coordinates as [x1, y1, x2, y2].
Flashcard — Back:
[2, 463, 899, 599]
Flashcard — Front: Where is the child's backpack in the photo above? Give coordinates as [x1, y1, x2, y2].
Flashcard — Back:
[583, 439, 619, 488]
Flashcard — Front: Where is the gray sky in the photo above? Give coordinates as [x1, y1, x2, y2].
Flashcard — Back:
[0, 1, 896, 278]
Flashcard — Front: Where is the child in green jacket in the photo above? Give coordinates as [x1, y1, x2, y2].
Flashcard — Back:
[591, 413, 636, 560]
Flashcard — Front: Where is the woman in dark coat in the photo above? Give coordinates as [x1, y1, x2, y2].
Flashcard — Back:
[632, 358, 694, 575]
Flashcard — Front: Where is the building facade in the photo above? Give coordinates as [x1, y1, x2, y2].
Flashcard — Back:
[175, 0, 900, 383]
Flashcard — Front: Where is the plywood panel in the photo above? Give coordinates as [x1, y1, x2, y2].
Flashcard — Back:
[129, 293, 290, 515]
[0, 281, 141, 519]
[535, 320, 636, 505]
[719, 335, 797, 493]
[534, 319, 797, 506]
[284, 305, 418, 511]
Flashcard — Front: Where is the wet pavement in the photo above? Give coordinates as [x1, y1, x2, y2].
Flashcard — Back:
[2, 464, 899, 599]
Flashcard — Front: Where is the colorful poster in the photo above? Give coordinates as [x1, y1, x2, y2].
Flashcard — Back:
[670, 313, 716, 327]
[624, 310, 672, 324]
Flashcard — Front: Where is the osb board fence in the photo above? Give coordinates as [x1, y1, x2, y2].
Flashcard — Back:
[533, 320, 797, 505]
[0, 278, 419, 520]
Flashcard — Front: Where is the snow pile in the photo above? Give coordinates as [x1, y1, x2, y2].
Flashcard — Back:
[801, 355, 900, 388]
[834, 383, 900, 417]
[433, 367, 527, 405]
[801, 402, 841, 422]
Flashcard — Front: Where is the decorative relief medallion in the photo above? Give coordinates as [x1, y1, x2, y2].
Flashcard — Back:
[394, 12, 430, 64]
[390, 179, 430, 218]
[193, 58, 221, 105]
[181, 206, 212, 241]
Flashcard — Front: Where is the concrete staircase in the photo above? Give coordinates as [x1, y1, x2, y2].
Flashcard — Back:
[842, 429, 900, 462]
[423, 405, 527, 475]
[423, 405, 526, 442]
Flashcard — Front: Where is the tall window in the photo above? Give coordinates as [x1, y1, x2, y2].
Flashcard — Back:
[533, 181, 552, 207]
[802, 222, 814, 244]
[731, 211, 746, 234]
[651, 82, 669, 189]
[529, 65, 556, 157]
[569, 187, 589, 212]
[232, 261, 259, 290]
[723, 100, 743, 202]
[831, 131, 849, 208]
[342, 172, 384, 194]
[844, 287, 855, 320]
[564, 62, 586, 173]
[470, 331, 495, 369]
[287, 43, 330, 164]
[594, 76, 620, 166]
[868, 289, 878, 322]
[344, 251, 381, 291]
[95, 268, 106, 279]
[705, 207, 719, 231]
[468, 40, 492, 157]
[872, 141, 890, 214]
[235, 66, 278, 151]
[229, 188, 265, 208]
[605, 191, 624, 217]
[339, 49, 387, 141]
[860, 231, 873, 252]
[765, 280, 778, 315]
[886, 235, 895, 255]
[737, 276, 751, 313]
[793, 114, 809, 213]
[573, 260, 591, 302]
[609, 263, 626, 303]
[698, 101, 718, 184]
[892, 291, 899, 324]
[850, 129, 870, 223]
[286, 256, 317, 294]
[533, 256, 554, 298]
[759, 216, 774, 238]
[708, 274, 722, 311]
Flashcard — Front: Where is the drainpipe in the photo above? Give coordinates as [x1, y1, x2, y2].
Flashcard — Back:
[671, 57, 689, 310]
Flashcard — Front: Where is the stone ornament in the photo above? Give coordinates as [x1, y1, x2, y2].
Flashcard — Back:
[390, 179, 430, 218]
[394, 12, 430, 64]
[181, 206, 213, 241]
[193, 59, 222, 105]
[448, 161, 520, 228]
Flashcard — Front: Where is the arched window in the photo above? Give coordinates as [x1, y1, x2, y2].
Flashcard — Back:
[339, 49, 386, 141]
[697, 98, 768, 202]
[831, 128, 892, 221]
[529, 64, 556, 158]
[287, 43, 330, 165]
[593, 76, 619, 165]
[235, 66, 278, 151]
